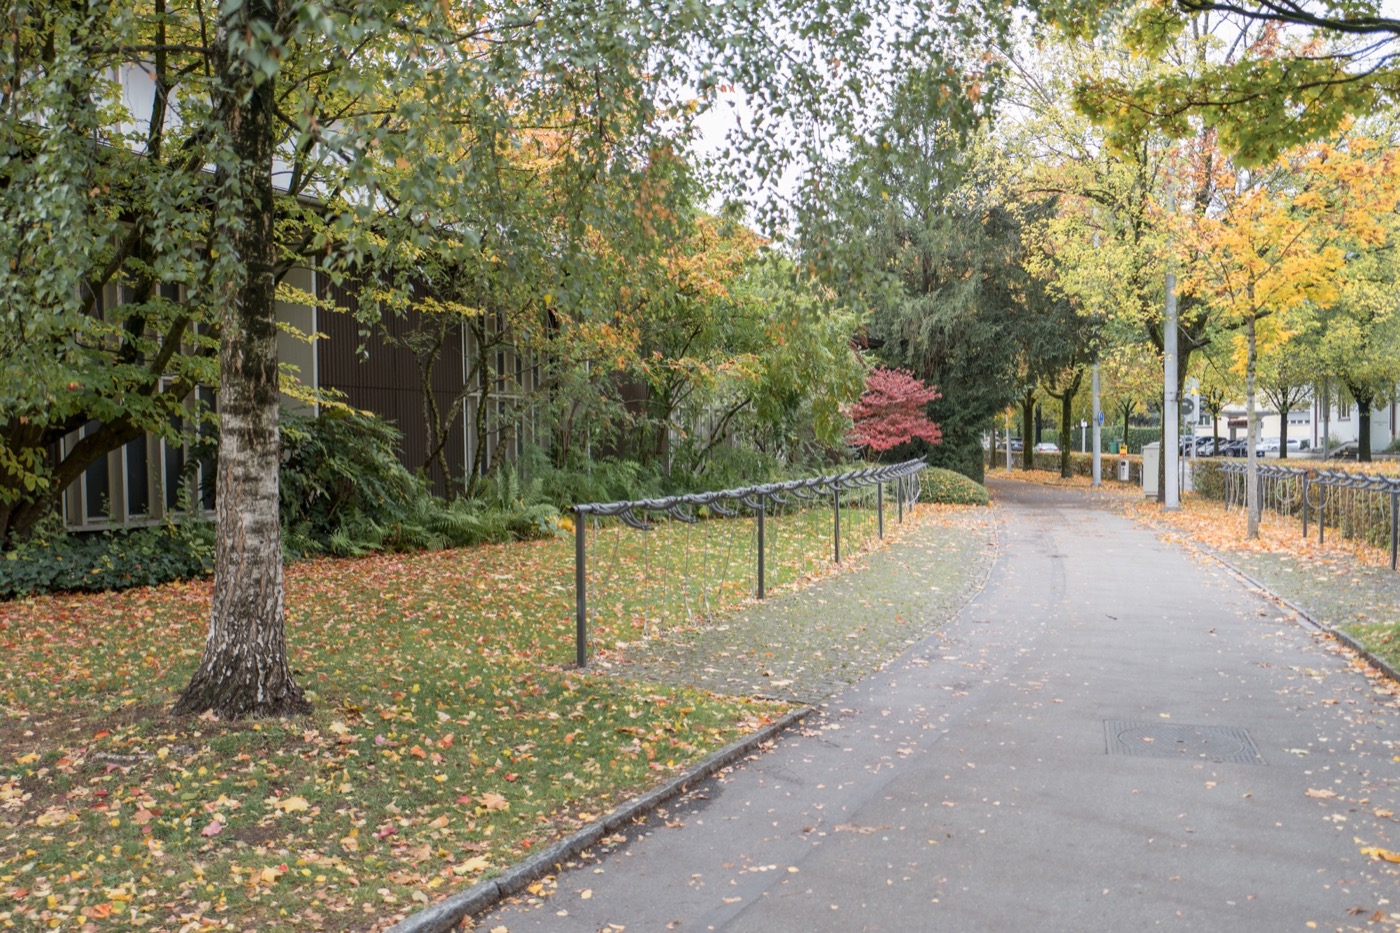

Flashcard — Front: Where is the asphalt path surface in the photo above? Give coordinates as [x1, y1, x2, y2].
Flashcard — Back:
[476, 479, 1400, 932]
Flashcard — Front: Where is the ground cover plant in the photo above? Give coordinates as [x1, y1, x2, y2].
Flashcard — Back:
[0, 493, 941, 931]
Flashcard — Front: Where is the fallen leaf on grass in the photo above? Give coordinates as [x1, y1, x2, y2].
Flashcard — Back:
[200, 820, 223, 837]
[453, 856, 491, 875]
[268, 795, 311, 813]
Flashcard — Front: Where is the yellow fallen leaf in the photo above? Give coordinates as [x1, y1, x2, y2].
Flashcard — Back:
[453, 855, 491, 876]
[270, 795, 311, 813]
[1306, 789, 1338, 799]
[14, 753, 38, 765]
[481, 792, 508, 811]
[1360, 846, 1400, 863]
[35, 807, 74, 827]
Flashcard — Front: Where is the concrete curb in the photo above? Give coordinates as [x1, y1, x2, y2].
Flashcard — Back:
[1185, 542, 1400, 687]
[384, 705, 816, 933]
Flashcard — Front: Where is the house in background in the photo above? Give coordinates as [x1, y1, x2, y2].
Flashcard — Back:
[60, 270, 539, 531]
[1202, 386, 1400, 455]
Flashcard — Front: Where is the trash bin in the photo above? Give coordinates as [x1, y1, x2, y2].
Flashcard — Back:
[1117, 458, 1130, 482]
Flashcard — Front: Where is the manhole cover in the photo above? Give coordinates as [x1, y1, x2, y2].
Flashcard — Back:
[1104, 721, 1264, 764]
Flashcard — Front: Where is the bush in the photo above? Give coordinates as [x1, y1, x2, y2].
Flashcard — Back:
[519, 447, 665, 507]
[281, 412, 562, 558]
[989, 448, 1143, 482]
[921, 467, 989, 506]
[0, 514, 214, 600]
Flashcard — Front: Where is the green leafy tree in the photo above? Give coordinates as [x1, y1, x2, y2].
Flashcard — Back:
[1047, 0, 1398, 162]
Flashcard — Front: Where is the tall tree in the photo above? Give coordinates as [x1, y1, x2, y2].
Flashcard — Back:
[1179, 137, 1400, 534]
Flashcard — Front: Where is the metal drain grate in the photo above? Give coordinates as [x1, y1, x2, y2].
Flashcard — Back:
[1104, 721, 1265, 765]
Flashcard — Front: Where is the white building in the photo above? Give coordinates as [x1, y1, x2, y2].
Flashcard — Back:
[1202, 386, 1400, 454]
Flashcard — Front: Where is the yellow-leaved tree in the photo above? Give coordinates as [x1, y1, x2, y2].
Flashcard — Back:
[1179, 136, 1400, 536]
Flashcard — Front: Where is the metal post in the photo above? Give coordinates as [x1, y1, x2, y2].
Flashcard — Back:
[574, 508, 587, 668]
[1319, 484, 1326, 546]
[1092, 360, 1102, 487]
[1391, 490, 1398, 572]
[897, 477, 904, 523]
[833, 487, 842, 563]
[877, 482, 884, 539]
[1163, 189, 1180, 510]
[1302, 473, 1309, 538]
[756, 497, 766, 600]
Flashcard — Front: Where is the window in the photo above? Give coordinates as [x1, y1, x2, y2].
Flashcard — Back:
[124, 437, 150, 518]
[1339, 398, 1352, 420]
[80, 422, 110, 526]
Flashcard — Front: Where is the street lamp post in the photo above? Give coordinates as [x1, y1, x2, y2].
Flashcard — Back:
[1080, 419, 1088, 453]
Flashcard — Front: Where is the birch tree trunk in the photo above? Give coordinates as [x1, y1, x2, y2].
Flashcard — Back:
[173, 0, 309, 719]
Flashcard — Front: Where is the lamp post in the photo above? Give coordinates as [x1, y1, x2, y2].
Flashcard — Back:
[1080, 419, 1088, 453]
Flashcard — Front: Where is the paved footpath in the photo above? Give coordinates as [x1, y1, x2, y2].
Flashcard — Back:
[478, 479, 1400, 932]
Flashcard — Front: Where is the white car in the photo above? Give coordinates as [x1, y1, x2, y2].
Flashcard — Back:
[1033, 442, 1059, 453]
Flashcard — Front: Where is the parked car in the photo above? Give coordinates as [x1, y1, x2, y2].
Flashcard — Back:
[1033, 441, 1059, 453]
[1008, 438, 1024, 451]
[1221, 438, 1249, 457]
[1284, 438, 1310, 452]
[1196, 436, 1229, 456]
[1255, 437, 1281, 456]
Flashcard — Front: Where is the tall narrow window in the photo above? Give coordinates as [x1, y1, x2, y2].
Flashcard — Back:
[125, 437, 150, 518]
[81, 421, 110, 523]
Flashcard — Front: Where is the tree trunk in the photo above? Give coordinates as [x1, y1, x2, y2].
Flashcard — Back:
[1351, 385, 1375, 462]
[1020, 389, 1035, 471]
[174, 0, 309, 719]
[1278, 406, 1290, 459]
[1058, 394, 1072, 478]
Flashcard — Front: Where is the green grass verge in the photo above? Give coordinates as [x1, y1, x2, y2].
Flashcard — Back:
[1344, 622, 1400, 673]
[0, 496, 912, 931]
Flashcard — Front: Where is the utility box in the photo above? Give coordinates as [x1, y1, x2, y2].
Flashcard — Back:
[1117, 458, 1130, 482]
[1141, 442, 1160, 498]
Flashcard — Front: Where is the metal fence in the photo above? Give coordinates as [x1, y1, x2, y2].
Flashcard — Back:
[571, 459, 928, 667]
[1215, 461, 1400, 570]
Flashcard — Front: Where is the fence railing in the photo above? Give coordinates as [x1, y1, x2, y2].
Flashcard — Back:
[1213, 461, 1400, 570]
[571, 459, 928, 667]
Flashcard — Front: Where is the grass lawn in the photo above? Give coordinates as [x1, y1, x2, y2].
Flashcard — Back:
[0, 496, 911, 931]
